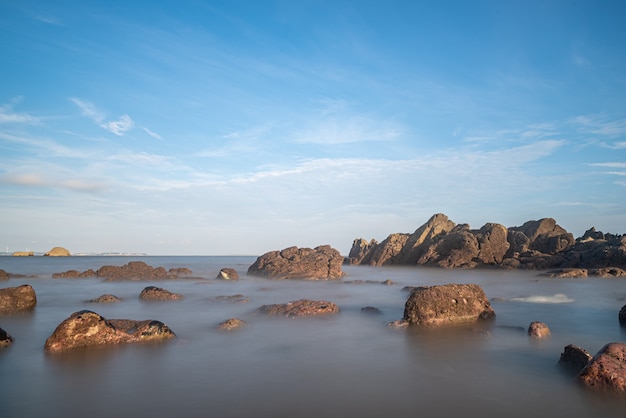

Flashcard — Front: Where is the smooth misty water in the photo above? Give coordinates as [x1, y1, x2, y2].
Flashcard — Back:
[1, 256, 625, 418]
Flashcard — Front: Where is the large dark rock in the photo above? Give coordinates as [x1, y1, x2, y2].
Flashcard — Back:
[44, 310, 175, 352]
[346, 213, 625, 270]
[0, 269, 9, 281]
[55, 261, 193, 281]
[0, 326, 14, 348]
[258, 299, 339, 317]
[247, 245, 344, 280]
[576, 342, 626, 394]
[0, 285, 37, 314]
[403, 283, 495, 327]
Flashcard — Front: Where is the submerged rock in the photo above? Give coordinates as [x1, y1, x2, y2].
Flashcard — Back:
[403, 283, 495, 327]
[0, 269, 8, 281]
[85, 294, 122, 304]
[527, 321, 551, 339]
[0, 284, 37, 314]
[139, 286, 183, 301]
[0, 326, 14, 348]
[247, 245, 344, 280]
[217, 318, 247, 331]
[216, 268, 239, 280]
[44, 310, 176, 352]
[258, 299, 339, 317]
[576, 342, 626, 394]
[210, 294, 250, 304]
[619, 305, 626, 327]
[558, 344, 592, 373]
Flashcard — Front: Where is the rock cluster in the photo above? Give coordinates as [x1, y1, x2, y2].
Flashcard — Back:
[346, 213, 625, 270]
[44, 310, 175, 352]
[0, 285, 37, 314]
[248, 245, 344, 280]
[53, 261, 192, 281]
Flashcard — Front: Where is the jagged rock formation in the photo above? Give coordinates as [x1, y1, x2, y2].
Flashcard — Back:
[248, 245, 344, 280]
[346, 213, 625, 270]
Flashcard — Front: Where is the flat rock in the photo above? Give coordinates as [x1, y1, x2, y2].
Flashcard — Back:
[258, 299, 339, 318]
[44, 310, 176, 352]
[0, 284, 37, 314]
[210, 294, 250, 303]
[403, 283, 495, 327]
[577, 342, 626, 394]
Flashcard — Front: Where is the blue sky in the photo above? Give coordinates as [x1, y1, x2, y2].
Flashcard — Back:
[1, 0, 625, 255]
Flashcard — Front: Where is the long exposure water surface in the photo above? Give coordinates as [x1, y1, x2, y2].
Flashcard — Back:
[1, 256, 624, 417]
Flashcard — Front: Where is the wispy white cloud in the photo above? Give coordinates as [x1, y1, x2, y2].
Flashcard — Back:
[141, 127, 162, 140]
[70, 98, 105, 123]
[293, 117, 402, 145]
[108, 151, 171, 165]
[570, 115, 626, 137]
[600, 141, 626, 150]
[588, 162, 626, 168]
[0, 102, 39, 124]
[100, 114, 134, 136]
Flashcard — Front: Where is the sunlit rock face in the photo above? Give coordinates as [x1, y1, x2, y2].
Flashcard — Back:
[576, 342, 626, 395]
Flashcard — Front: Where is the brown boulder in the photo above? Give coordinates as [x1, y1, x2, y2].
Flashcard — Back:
[0, 269, 8, 281]
[403, 283, 495, 327]
[558, 344, 592, 373]
[577, 342, 626, 394]
[43, 310, 176, 352]
[93, 261, 191, 281]
[0, 326, 14, 348]
[527, 321, 551, 339]
[0, 284, 37, 314]
[247, 245, 344, 280]
[44, 246, 70, 256]
[139, 286, 183, 301]
[216, 268, 239, 280]
[168, 267, 192, 276]
[258, 299, 339, 317]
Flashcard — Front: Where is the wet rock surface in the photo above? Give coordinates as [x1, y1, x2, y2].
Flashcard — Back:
[0, 284, 37, 314]
[527, 321, 551, 339]
[559, 344, 592, 373]
[0, 326, 14, 348]
[258, 299, 339, 317]
[403, 283, 495, 327]
[216, 268, 239, 280]
[44, 310, 176, 352]
[576, 342, 626, 394]
[248, 245, 344, 280]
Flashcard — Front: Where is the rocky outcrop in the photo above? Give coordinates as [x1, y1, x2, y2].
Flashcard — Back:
[85, 294, 122, 304]
[54, 262, 193, 281]
[558, 344, 592, 373]
[576, 342, 626, 394]
[0, 269, 8, 281]
[0, 285, 37, 314]
[258, 299, 339, 317]
[0, 326, 14, 348]
[139, 286, 183, 301]
[527, 321, 551, 339]
[247, 245, 344, 280]
[346, 213, 625, 270]
[43, 310, 176, 352]
[403, 283, 495, 327]
[44, 247, 70, 256]
[216, 268, 239, 280]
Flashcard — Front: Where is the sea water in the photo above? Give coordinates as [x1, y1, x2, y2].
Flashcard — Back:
[0, 256, 624, 417]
